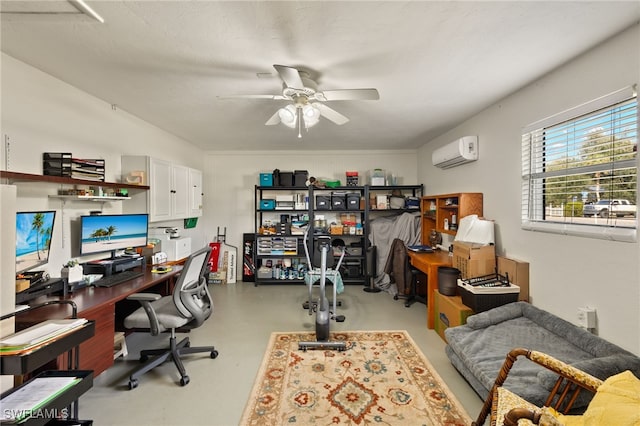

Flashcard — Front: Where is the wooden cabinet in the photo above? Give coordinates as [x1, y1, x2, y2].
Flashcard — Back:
[121, 156, 201, 222]
[420, 193, 483, 243]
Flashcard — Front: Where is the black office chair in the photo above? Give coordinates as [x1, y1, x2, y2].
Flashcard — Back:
[123, 246, 218, 389]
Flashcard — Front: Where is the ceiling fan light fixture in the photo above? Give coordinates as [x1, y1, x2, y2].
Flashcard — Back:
[302, 104, 320, 128]
[278, 105, 297, 128]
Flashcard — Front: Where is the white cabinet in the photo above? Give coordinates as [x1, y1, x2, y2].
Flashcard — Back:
[122, 156, 202, 222]
[171, 164, 190, 219]
[188, 168, 203, 218]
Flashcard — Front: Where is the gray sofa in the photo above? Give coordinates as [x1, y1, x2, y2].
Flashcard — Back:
[444, 302, 640, 410]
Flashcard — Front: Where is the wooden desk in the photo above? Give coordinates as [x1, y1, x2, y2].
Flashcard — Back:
[15, 267, 182, 376]
[407, 250, 452, 329]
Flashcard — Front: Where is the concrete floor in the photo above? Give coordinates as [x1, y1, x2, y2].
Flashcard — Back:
[79, 282, 484, 425]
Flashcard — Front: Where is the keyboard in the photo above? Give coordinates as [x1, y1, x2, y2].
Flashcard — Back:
[93, 270, 144, 288]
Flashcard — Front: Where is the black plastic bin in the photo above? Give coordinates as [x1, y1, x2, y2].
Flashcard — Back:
[438, 266, 460, 296]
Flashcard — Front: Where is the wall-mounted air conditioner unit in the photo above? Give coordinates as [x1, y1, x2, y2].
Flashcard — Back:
[431, 136, 478, 169]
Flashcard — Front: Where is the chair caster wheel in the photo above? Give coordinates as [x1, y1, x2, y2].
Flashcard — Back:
[393, 295, 399, 300]
[139, 355, 148, 363]
[185, 341, 191, 348]
[335, 315, 345, 322]
[180, 376, 190, 386]
[210, 350, 219, 359]
[128, 379, 138, 390]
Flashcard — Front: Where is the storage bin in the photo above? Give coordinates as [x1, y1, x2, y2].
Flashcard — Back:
[458, 280, 520, 313]
[315, 195, 331, 210]
[346, 193, 361, 210]
[279, 171, 294, 187]
[294, 170, 308, 187]
[260, 173, 273, 186]
[260, 199, 276, 210]
[369, 169, 386, 186]
[331, 192, 346, 210]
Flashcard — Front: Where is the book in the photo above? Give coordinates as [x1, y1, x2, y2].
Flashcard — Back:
[407, 245, 434, 253]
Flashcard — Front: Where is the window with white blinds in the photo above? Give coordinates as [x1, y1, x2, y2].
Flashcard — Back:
[521, 86, 638, 242]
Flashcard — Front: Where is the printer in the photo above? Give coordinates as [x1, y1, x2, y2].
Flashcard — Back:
[149, 227, 191, 261]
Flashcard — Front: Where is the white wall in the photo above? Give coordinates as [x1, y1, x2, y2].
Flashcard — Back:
[200, 151, 418, 254]
[1, 53, 206, 274]
[1, 52, 419, 278]
[418, 25, 640, 354]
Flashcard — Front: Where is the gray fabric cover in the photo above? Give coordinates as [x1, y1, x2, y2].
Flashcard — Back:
[445, 301, 640, 409]
[123, 296, 190, 332]
[368, 212, 421, 294]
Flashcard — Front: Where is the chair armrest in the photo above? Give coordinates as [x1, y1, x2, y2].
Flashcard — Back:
[504, 408, 541, 426]
[127, 293, 162, 335]
[473, 348, 603, 426]
[127, 293, 162, 302]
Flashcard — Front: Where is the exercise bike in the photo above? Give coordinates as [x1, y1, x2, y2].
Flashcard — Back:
[298, 225, 347, 352]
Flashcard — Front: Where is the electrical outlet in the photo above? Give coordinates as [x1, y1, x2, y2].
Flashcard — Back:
[577, 307, 597, 329]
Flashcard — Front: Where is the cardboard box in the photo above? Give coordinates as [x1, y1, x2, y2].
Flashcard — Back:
[434, 292, 474, 341]
[452, 241, 496, 279]
[16, 279, 30, 293]
[497, 256, 530, 302]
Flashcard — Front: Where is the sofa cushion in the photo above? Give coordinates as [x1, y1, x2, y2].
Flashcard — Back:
[538, 354, 640, 390]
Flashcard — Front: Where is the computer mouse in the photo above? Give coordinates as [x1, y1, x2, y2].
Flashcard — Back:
[156, 266, 167, 272]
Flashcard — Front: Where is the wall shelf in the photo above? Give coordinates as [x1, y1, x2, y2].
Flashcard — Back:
[49, 195, 132, 201]
[0, 171, 149, 190]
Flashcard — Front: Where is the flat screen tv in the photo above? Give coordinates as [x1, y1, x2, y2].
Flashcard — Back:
[80, 213, 149, 259]
[16, 210, 56, 275]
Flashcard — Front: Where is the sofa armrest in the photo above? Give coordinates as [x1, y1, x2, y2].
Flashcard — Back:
[538, 354, 640, 390]
[465, 301, 527, 329]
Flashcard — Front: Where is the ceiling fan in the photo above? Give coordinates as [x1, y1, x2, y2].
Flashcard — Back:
[221, 65, 379, 138]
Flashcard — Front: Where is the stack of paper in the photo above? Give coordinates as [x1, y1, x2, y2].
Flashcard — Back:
[0, 319, 88, 353]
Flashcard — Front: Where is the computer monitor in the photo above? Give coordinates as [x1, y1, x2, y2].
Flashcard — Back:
[79, 213, 149, 259]
[16, 210, 56, 275]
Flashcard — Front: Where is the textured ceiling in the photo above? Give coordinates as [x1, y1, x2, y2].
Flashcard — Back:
[1, 1, 638, 151]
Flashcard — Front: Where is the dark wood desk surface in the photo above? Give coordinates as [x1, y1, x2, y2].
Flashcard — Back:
[15, 266, 183, 376]
[407, 250, 452, 329]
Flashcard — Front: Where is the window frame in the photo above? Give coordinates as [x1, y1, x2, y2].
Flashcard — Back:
[521, 86, 638, 242]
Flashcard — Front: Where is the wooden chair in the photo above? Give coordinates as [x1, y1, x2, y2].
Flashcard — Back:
[473, 348, 603, 426]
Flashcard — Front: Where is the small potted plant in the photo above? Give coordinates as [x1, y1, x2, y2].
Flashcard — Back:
[61, 259, 83, 283]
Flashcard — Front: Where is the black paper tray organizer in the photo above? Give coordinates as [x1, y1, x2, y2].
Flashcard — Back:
[0, 370, 93, 426]
[0, 321, 95, 376]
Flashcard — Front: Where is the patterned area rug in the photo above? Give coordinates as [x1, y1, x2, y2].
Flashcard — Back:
[240, 330, 471, 425]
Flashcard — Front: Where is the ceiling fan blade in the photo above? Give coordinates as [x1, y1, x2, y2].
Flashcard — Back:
[317, 88, 380, 101]
[218, 94, 287, 100]
[273, 64, 304, 89]
[314, 103, 349, 125]
[265, 111, 281, 126]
